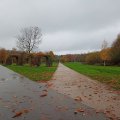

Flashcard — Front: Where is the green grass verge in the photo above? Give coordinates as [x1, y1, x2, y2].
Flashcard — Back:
[6, 63, 58, 81]
[64, 62, 120, 90]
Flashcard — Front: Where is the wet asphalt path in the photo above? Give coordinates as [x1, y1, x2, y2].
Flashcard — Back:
[0, 65, 108, 120]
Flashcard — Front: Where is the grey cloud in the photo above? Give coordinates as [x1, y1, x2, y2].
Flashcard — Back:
[0, 0, 120, 54]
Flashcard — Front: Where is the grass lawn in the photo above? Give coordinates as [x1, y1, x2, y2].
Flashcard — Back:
[64, 62, 120, 90]
[6, 63, 58, 82]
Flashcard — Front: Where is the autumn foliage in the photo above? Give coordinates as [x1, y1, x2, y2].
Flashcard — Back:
[60, 34, 120, 66]
[0, 49, 55, 67]
[100, 48, 111, 66]
[85, 52, 101, 65]
[0, 48, 8, 64]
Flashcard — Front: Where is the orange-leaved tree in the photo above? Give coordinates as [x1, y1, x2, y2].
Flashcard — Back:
[100, 40, 111, 66]
[0, 48, 9, 64]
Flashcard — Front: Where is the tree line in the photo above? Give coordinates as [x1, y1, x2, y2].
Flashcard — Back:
[0, 48, 56, 67]
[60, 34, 120, 66]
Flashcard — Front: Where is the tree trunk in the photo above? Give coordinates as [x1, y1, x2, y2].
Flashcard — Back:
[104, 61, 106, 66]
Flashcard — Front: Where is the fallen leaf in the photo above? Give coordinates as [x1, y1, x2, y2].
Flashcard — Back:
[74, 96, 82, 101]
[40, 93, 47, 97]
[12, 109, 30, 118]
[12, 111, 23, 118]
[76, 108, 84, 112]
[74, 108, 84, 114]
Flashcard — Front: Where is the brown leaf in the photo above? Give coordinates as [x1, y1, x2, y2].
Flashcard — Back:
[74, 108, 84, 114]
[12, 111, 23, 118]
[12, 109, 30, 118]
[40, 93, 47, 97]
[76, 108, 84, 112]
[74, 96, 82, 101]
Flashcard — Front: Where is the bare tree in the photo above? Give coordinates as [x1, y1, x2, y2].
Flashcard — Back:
[16, 27, 42, 53]
[101, 40, 108, 49]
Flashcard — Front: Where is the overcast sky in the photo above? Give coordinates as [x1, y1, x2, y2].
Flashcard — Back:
[0, 0, 120, 55]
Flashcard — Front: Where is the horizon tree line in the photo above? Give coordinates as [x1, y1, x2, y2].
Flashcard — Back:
[60, 33, 120, 66]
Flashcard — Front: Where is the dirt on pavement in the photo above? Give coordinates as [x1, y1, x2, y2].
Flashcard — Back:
[49, 63, 120, 120]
